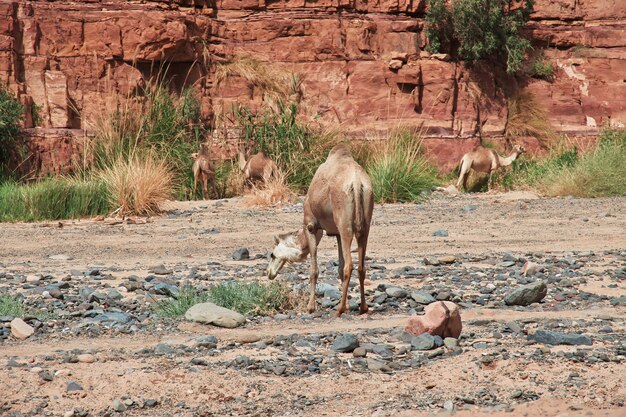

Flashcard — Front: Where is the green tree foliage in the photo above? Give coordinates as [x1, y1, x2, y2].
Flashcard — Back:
[0, 86, 24, 162]
[425, 0, 534, 74]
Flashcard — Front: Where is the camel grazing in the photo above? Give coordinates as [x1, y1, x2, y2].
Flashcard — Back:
[238, 150, 279, 186]
[192, 143, 217, 200]
[266, 143, 374, 317]
[456, 144, 526, 191]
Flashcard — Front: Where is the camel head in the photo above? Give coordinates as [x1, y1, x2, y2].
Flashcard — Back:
[267, 231, 308, 280]
[190, 152, 198, 160]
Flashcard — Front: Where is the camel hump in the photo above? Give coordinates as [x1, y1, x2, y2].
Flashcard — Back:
[327, 143, 353, 160]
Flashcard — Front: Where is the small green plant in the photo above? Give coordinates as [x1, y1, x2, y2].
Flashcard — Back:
[152, 285, 208, 318]
[31, 102, 42, 127]
[0, 293, 25, 317]
[528, 54, 554, 81]
[365, 129, 439, 203]
[0, 86, 24, 164]
[425, 0, 534, 73]
[0, 177, 110, 222]
[208, 281, 294, 316]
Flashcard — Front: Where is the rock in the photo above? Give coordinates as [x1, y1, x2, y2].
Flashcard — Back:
[90, 312, 132, 325]
[462, 204, 477, 212]
[10, 318, 34, 340]
[49, 254, 72, 260]
[433, 229, 449, 237]
[149, 265, 172, 275]
[611, 295, 626, 306]
[153, 282, 179, 298]
[39, 370, 54, 381]
[106, 289, 123, 300]
[194, 335, 218, 349]
[432, 53, 451, 61]
[112, 399, 126, 412]
[521, 262, 540, 276]
[443, 400, 455, 411]
[504, 281, 547, 306]
[353, 347, 367, 358]
[185, 303, 246, 328]
[77, 354, 95, 363]
[331, 333, 359, 353]
[411, 291, 436, 305]
[405, 301, 462, 338]
[438, 255, 456, 264]
[528, 330, 592, 346]
[385, 287, 408, 298]
[367, 358, 392, 373]
[66, 381, 83, 391]
[232, 247, 250, 260]
[443, 337, 459, 349]
[388, 59, 403, 70]
[411, 333, 436, 350]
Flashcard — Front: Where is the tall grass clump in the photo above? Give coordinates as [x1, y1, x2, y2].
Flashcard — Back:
[538, 129, 626, 197]
[0, 293, 25, 317]
[89, 83, 203, 201]
[365, 130, 439, 203]
[98, 152, 173, 216]
[152, 285, 208, 318]
[0, 178, 110, 222]
[208, 281, 295, 316]
[242, 169, 297, 207]
[506, 89, 558, 148]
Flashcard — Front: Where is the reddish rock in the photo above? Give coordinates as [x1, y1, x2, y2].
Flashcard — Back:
[405, 301, 462, 339]
[11, 318, 34, 340]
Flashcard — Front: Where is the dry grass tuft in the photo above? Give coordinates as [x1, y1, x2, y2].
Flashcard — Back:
[99, 152, 174, 216]
[506, 89, 558, 148]
[242, 169, 297, 207]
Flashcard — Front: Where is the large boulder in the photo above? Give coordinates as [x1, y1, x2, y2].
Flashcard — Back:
[185, 303, 246, 328]
[504, 281, 547, 306]
[405, 301, 462, 338]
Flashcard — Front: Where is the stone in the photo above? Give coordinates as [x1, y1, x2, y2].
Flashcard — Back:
[66, 381, 83, 391]
[411, 333, 436, 350]
[611, 295, 626, 306]
[438, 255, 456, 264]
[232, 247, 250, 260]
[185, 303, 246, 328]
[433, 229, 449, 237]
[443, 400, 455, 411]
[49, 254, 72, 260]
[10, 318, 34, 340]
[504, 282, 547, 306]
[149, 265, 172, 275]
[405, 301, 462, 338]
[388, 59, 403, 70]
[331, 333, 359, 353]
[106, 289, 123, 300]
[77, 354, 95, 363]
[411, 291, 436, 305]
[367, 358, 392, 373]
[112, 399, 126, 412]
[194, 335, 218, 349]
[385, 287, 408, 298]
[443, 337, 459, 349]
[353, 347, 367, 358]
[528, 330, 592, 346]
[153, 282, 180, 298]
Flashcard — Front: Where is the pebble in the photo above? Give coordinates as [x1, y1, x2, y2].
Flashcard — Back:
[353, 347, 367, 358]
[411, 334, 436, 351]
[77, 354, 95, 363]
[232, 248, 250, 261]
[66, 381, 83, 391]
[149, 265, 173, 275]
[385, 287, 408, 298]
[438, 255, 456, 264]
[112, 399, 126, 412]
[504, 281, 547, 306]
[332, 333, 359, 353]
[49, 254, 73, 261]
[433, 230, 449, 237]
[411, 291, 435, 305]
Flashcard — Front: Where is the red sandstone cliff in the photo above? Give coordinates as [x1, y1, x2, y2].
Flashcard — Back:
[1, 0, 625, 173]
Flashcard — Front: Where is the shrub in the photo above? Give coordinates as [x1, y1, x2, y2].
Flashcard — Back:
[98, 152, 174, 216]
[208, 281, 295, 316]
[242, 169, 297, 207]
[0, 86, 24, 163]
[365, 129, 439, 203]
[0, 293, 25, 317]
[506, 89, 558, 147]
[528, 54, 554, 81]
[0, 177, 110, 222]
[152, 285, 208, 318]
[425, 0, 534, 74]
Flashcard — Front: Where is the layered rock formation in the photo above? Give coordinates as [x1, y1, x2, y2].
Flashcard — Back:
[1, 0, 624, 173]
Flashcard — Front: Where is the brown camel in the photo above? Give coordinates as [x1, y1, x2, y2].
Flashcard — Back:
[192, 143, 217, 200]
[456, 144, 526, 191]
[238, 150, 279, 186]
[266, 143, 374, 317]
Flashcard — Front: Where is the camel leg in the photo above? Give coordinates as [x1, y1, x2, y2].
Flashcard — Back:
[336, 236, 345, 282]
[211, 178, 218, 200]
[201, 173, 208, 200]
[487, 170, 494, 192]
[457, 160, 470, 191]
[357, 235, 369, 314]
[305, 228, 320, 314]
[336, 232, 354, 317]
[193, 173, 199, 200]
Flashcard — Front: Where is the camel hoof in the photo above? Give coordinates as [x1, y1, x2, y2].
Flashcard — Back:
[359, 305, 369, 315]
[307, 302, 316, 314]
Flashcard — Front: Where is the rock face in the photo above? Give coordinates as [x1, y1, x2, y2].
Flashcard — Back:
[504, 281, 547, 306]
[1, 1, 625, 174]
[405, 301, 462, 339]
[185, 303, 246, 328]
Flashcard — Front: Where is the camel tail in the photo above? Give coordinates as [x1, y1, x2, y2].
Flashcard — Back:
[352, 181, 365, 237]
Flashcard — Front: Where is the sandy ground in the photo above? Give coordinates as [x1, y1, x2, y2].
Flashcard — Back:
[1, 191, 625, 417]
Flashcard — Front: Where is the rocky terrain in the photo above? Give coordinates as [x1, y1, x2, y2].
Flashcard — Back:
[0, 191, 625, 416]
[1, 0, 625, 174]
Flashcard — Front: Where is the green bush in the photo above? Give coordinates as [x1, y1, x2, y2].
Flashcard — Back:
[0, 178, 110, 222]
[208, 281, 294, 316]
[528, 55, 554, 80]
[366, 130, 439, 203]
[0, 86, 24, 163]
[425, 0, 534, 73]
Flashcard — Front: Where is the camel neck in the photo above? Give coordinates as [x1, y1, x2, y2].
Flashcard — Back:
[500, 152, 519, 167]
